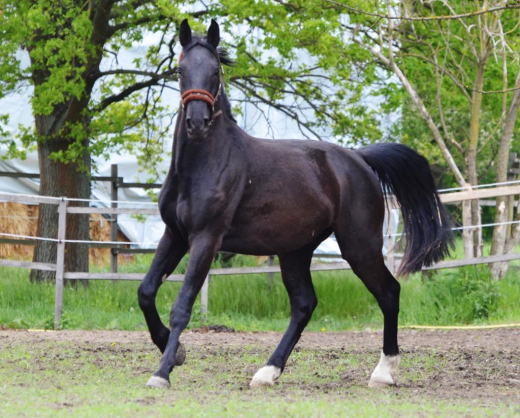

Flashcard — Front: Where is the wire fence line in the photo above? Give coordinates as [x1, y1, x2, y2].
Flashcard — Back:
[2, 219, 520, 245]
[437, 179, 520, 193]
[2, 178, 520, 207]
[1, 184, 520, 329]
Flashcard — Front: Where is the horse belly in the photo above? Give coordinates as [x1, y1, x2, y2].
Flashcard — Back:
[221, 201, 333, 255]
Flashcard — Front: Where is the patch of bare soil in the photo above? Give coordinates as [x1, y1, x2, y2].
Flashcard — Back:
[1, 328, 519, 404]
[1, 328, 519, 350]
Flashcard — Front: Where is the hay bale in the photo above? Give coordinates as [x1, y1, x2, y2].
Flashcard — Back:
[89, 214, 132, 266]
[0, 203, 132, 265]
[0, 202, 37, 260]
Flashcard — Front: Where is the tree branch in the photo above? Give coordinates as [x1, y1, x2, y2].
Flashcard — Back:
[401, 53, 472, 101]
[107, 9, 208, 37]
[324, 0, 520, 21]
[352, 34, 466, 186]
[94, 76, 168, 111]
[231, 80, 324, 140]
[92, 68, 177, 82]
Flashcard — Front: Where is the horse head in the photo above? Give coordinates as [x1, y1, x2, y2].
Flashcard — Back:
[178, 19, 222, 141]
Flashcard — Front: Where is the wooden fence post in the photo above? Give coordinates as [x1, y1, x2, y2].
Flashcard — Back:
[462, 199, 473, 259]
[110, 164, 118, 273]
[54, 198, 68, 330]
[201, 274, 209, 317]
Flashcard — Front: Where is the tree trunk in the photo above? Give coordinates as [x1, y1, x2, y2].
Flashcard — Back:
[490, 70, 520, 278]
[466, 55, 489, 258]
[30, 123, 91, 284]
[28, 0, 114, 284]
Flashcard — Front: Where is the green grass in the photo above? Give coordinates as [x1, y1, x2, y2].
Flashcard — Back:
[1, 337, 518, 417]
[1, 252, 520, 331]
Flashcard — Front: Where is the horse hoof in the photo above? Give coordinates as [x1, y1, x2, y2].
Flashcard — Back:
[146, 375, 171, 389]
[368, 378, 395, 388]
[368, 352, 400, 389]
[175, 342, 186, 366]
[250, 365, 281, 388]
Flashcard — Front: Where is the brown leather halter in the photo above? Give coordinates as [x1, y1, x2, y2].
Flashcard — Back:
[180, 84, 222, 125]
[181, 84, 221, 111]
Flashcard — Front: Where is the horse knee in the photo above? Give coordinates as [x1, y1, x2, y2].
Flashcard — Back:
[387, 277, 400, 298]
[138, 283, 155, 310]
[169, 301, 192, 331]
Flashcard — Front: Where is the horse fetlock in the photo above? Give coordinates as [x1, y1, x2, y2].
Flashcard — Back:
[175, 342, 186, 366]
[151, 328, 170, 353]
[250, 365, 282, 388]
[368, 351, 400, 388]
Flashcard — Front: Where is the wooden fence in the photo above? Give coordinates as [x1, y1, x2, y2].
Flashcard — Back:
[1, 184, 520, 329]
[0, 165, 162, 270]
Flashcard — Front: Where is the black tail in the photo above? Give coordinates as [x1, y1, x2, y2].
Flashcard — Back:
[358, 143, 454, 275]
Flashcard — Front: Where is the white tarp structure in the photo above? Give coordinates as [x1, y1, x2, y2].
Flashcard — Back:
[0, 32, 399, 255]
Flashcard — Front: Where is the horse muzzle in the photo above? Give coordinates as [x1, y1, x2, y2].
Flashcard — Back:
[185, 101, 211, 140]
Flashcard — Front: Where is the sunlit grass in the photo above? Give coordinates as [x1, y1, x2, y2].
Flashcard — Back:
[1, 251, 519, 331]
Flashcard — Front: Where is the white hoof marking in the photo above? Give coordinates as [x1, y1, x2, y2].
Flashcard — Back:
[368, 351, 400, 388]
[250, 365, 281, 388]
[146, 375, 171, 389]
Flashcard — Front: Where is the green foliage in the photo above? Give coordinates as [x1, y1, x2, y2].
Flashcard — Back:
[0, 0, 403, 181]
[216, 0, 393, 143]
[388, 2, 520, 186]
[418, 267, 502, 322]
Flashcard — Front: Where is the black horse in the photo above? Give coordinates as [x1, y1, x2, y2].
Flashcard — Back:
[138, 19, 453, 389]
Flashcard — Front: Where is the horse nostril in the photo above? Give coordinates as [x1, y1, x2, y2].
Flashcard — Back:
[203, 117, 209, 128]
[186, 118, 192, 130]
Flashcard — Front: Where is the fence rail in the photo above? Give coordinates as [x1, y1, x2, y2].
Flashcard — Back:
[1, 182, 520, 329]
[0, 165, 161, 271]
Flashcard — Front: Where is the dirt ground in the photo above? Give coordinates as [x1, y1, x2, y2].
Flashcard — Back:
[2, 327, 519, 351]
[2, 328, 519, 402]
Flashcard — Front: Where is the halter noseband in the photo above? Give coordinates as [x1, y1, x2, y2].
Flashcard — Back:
[181, 83, 222, 113]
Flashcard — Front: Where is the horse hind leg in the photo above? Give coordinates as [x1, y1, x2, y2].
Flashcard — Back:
[334, 223, 401, 388]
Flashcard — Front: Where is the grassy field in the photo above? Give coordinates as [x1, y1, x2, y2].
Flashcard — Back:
[1, 329, 519, 417]
[2, 248, 520, 417]
[1, 251, 520, 331]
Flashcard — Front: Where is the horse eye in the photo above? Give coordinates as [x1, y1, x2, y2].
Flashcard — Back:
[213, 70, 219, 77]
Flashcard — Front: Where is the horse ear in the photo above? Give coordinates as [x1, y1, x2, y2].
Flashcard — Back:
[179, 19, 192, 47]
[206, 19, 220, 48]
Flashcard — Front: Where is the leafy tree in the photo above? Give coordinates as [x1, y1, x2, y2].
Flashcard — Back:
[0, 0, 394, 281]
[332, 0, 520, 274]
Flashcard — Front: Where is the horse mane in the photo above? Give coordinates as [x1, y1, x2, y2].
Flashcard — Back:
[219, 88, 236, 122]
[215, 46, 234, 66]
[187, 35, 235, 66]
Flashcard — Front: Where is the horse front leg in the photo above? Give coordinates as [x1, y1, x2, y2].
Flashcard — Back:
[146, 234, 220, 389]
[138, 227, 188, 353]
[251, 247, 317, 387]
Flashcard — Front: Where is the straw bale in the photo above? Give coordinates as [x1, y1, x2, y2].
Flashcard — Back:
[0, 203, 131, 265]
[0, 202, 37, 260]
